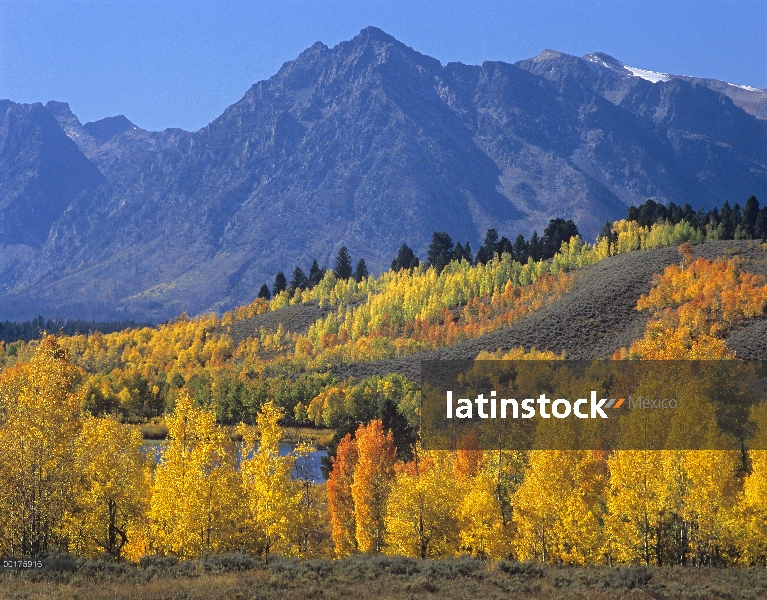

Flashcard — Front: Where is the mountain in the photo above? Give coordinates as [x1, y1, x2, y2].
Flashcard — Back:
[581, 52, 767, 120]
[1, 27, 766, 321]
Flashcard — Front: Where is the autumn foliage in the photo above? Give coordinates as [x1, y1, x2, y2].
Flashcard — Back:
[2, 211, 767, 567]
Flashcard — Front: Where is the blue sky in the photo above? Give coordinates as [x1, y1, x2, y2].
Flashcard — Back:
[1, 0, 765, 131]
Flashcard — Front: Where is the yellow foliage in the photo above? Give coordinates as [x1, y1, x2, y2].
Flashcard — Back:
[513, 450, 606, 564]
[0, 336, 82, 557]
[64, 417, 149, 559]
[238, 402, 303, 560]
[384, 451, 460, 558]
[149, 391, 242, 559]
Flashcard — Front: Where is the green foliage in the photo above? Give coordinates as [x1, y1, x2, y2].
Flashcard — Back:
[427, 231, 454, 273]
[353, 259, 368, 283]
[334, 247, 353, 280]
[542, 218, 579, 259]
[308, 259, 325, 287]
[291, 267, 309, 291]
[391, 244, 420, 272]
[273, 271, 288, 296]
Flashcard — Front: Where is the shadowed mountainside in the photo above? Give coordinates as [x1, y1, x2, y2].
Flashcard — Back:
[1, 28, 765, 321]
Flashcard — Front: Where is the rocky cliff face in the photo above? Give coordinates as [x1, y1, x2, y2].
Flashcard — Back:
[1, 27, 765, 320]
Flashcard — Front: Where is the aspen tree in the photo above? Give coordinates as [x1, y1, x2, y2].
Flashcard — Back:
[239, 401, 302, 561]
[327, 433, 359, 557]
[65, 416, 149, 559]
[150, 391, 241, 558]
[0, 336, 81, 557]
[385, 450, 460, 558]
[351, 419, 396, 553]
[514, 450, 606, 564]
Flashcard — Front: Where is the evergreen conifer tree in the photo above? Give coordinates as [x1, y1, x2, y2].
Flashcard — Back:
[742, 196, 760, 238]
[427, 232, 454, 273]
[390, 244, 419, 272]
[272, 271, 287, 296]
[353, 259, 368, 283]
[257, 284, 271, 300]
[463, 241, 474, 265]
[513, 235, 529, 263]
[308, 259, 324, 288]
[334, 247, 353, 280]
[291, 267, 309, 291]
[497, 236, 513, 258]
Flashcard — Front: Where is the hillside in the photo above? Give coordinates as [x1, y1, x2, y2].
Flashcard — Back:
[248, 240, 764, 382]
[3, 232, 767, 569]
[1, 28, 766, 321]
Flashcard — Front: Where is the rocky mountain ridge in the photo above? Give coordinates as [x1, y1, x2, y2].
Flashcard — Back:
[1, 27, 765, 320]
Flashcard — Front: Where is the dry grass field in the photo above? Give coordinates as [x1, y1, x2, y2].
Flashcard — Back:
[3, 555, 767, 600]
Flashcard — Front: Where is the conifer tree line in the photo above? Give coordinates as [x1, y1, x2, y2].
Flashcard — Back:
[264, 194, 766, 294]
[0, 317, 151, 345]
[259, 248, 369, 300]
[393, 218, 580, 275]
[608, 195, 767, 245]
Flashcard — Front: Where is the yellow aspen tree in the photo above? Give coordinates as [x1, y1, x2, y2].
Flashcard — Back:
[0, 336, 82, 557]
[514, 450, 606, 564]
[740, 453, 767, 563]
[64, 416, 149, 559]
[682, 450, 739, 565]
[238, 401, 302, 561]
[292, 441, 326, 556]
[150, 390, 241, 559]
[658, 385, 738, 565]
[606, 450, 667, 564]
[121, 466, 154, 563]
[385, 450, 460, 558]
[352, 419, 396, 553]
[327, 433, 359, 557]
[739, 403, 767, 564]
[459, 469, 511, 560]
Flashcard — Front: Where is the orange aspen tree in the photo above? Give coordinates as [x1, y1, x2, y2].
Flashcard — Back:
[327, 433, 359, 557]
[351, 419, 396, 553]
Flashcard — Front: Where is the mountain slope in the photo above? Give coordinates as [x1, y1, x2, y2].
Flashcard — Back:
[1, 28, 766, 320]
[331, 240, 767, 381]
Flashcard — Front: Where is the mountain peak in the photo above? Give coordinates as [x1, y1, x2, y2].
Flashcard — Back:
[45, 100, 82, 126]
[583, 52, 625, 69]
[83, 115, 137, 142]
[531, 49, 568, 62]
[354, 26, 397, 44]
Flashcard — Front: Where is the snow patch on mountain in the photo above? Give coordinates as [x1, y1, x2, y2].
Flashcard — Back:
[625, 66, 670, 83]
[729, 83, 763, 93]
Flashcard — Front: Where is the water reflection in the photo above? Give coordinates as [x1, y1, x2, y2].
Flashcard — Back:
[141, 441, 327, 483]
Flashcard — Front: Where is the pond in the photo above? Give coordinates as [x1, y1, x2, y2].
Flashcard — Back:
[142, 441, 327, 483]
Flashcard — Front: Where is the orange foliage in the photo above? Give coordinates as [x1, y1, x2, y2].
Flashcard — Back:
[616, 252, 767, 359]
[351, 420, 396, 553]
[454, 429, 484, 481]
[327, 434, 359, 558]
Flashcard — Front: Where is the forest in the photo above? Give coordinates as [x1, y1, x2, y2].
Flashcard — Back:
[2, 196, 767, 573]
